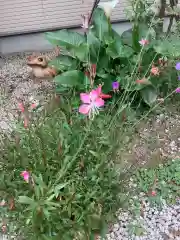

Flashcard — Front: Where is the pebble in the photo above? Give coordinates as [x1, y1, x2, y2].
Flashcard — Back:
[105, 201, 180, 240]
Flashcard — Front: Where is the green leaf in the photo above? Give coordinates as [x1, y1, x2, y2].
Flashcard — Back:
[121, 28, 133, 47]
[138, 23, 156, 41]
[45, 29, 85, 48]
[73, 43, 89, 61]
[54, 183, 68, 197]
[107, 41, 134, 59]
[18, 196, 35, 205]
[89, 150, 99, 158]
[121, 26, 140, 51]
[92, 8, 110, 42]
[54, 70, 85, 87]
[141, 85, 158, 106]
[49, 55, 78, 71]
[87, 31, 101, 62]
[97, 49, 110, 72]
[106, 30, 134, 59]
[132, 25, 141, 51]
[121, 24, 155, 51]
[154, 36, 180, 57]
[134, 226, 145, 236]
[100, 74, 114, 93]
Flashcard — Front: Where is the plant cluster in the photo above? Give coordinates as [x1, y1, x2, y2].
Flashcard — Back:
[133, 158, 180, 206]
[45, 2, 180, 117]
[0, 96, 130, 239]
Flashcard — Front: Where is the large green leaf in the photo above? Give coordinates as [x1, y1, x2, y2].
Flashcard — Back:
[121, 26, 140, 51]
[99, 74, 115, 93]
[106, 40, 134, 59]
[87, 31, 101, 62]
[154, 36, 180, 57]
[45, 29, 85, 48]
[138, 23, 156, 41]
[91, 8, 110, 42]
[121, 24, 156, 51]
[97, 50, 110, 73]
[54, 70, 85, 87]
[49, 55, 78, 71]
[121, 28, 133, 47]
[72, 43, 89, 61]
[140, 85, 157, 106]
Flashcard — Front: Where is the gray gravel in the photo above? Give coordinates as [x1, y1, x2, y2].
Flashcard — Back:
[106, 200, 180, 240]
[0, 52, 54, 134]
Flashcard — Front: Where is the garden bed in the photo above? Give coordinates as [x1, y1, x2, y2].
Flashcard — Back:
[1, 0, 180, 239]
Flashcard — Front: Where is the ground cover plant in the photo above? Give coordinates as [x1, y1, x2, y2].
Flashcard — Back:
[133, 158, 180, 206]
[1, 0, 180, 239]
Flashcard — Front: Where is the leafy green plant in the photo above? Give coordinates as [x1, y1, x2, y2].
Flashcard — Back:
[133, 159, 180, 205]
[45, 5, 179, 108]
[0, 97, 131, 240]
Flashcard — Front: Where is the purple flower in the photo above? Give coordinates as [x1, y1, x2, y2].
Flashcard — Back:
[112, 81, 120, 90]
[175, 62, 180, 71]
[175, 87, 180, 93]
[178, 76, 180, 81]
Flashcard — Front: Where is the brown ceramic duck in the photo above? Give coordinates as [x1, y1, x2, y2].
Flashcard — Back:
[26, 46, 60, 79]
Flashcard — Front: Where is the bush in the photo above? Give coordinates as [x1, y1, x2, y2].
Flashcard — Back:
[0, 97, 130, 239]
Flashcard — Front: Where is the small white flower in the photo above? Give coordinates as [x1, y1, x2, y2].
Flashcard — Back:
[98, 0, 119, 18]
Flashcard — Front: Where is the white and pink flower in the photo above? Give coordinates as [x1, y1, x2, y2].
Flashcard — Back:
[139, 38, 149, 46]
[79, 86, 107, 119]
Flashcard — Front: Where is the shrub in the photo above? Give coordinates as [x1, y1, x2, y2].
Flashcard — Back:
[0, 97, 131, 239]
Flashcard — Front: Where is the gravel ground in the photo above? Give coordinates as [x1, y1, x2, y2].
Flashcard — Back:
[109, 104, 180, 239]
[0, 54, 180, 239]
[0, 52, 55, 134]
[107, 199, 180, 240]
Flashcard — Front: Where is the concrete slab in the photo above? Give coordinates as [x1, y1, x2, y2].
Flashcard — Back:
[0, 22, 132, 55]
[0, 18, 170, 55]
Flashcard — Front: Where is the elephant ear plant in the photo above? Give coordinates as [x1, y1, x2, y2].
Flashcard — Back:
[46, 0, 180, 116]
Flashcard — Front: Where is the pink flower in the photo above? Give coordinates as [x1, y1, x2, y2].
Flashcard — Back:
[136, 78, 151, 85]
[139, 39, 149, 46]
[97, 85, 112, 99]
[18, 102, 25, 113]
[79, 87, 105, 119]
[31, 103, 37, 109]
[151, 65, 160, 76]
[151, 190, 156, 196]
[20, 171, 30, 183]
